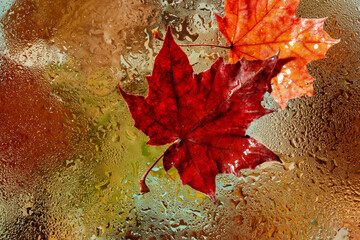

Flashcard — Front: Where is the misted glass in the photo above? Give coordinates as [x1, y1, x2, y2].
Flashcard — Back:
[0, 0, 359, 239]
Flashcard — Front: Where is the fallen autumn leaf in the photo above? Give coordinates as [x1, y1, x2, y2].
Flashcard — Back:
[215, 0, 339, 109]
[119, 27, 279, 201]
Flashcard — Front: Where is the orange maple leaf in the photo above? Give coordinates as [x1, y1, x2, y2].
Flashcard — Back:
[215, 0, 339, 109]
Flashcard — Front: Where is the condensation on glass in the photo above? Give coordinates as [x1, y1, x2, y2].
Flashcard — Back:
[0, 0, 359, 239]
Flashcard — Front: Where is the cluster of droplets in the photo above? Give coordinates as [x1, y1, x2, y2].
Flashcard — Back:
[0, 0, 360, 239]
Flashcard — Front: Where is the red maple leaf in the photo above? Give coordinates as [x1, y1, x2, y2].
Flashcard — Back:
[215, 0, 339, 109]
[119, 27, 279, 201]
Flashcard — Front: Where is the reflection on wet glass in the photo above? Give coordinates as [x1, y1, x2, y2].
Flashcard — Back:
[0, 0, 359, 239]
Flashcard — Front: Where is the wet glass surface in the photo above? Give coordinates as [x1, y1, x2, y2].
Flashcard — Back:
[0, 0, 359, 239]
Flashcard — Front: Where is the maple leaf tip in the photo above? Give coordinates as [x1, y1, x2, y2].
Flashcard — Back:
[165, 26, 173, 39]
[213, 12, 222, 22]
[117, 82, 128, 99]
[209, 193, 217, 202]
[268, 52, 280, 64]
[274, 50, 280, 58]
[117, 82, 125, 96]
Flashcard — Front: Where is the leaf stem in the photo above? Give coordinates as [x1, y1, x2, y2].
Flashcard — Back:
[178, 43, 231, 49]
[139, 152, 165, 194]
[152, 29, 230, 49]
